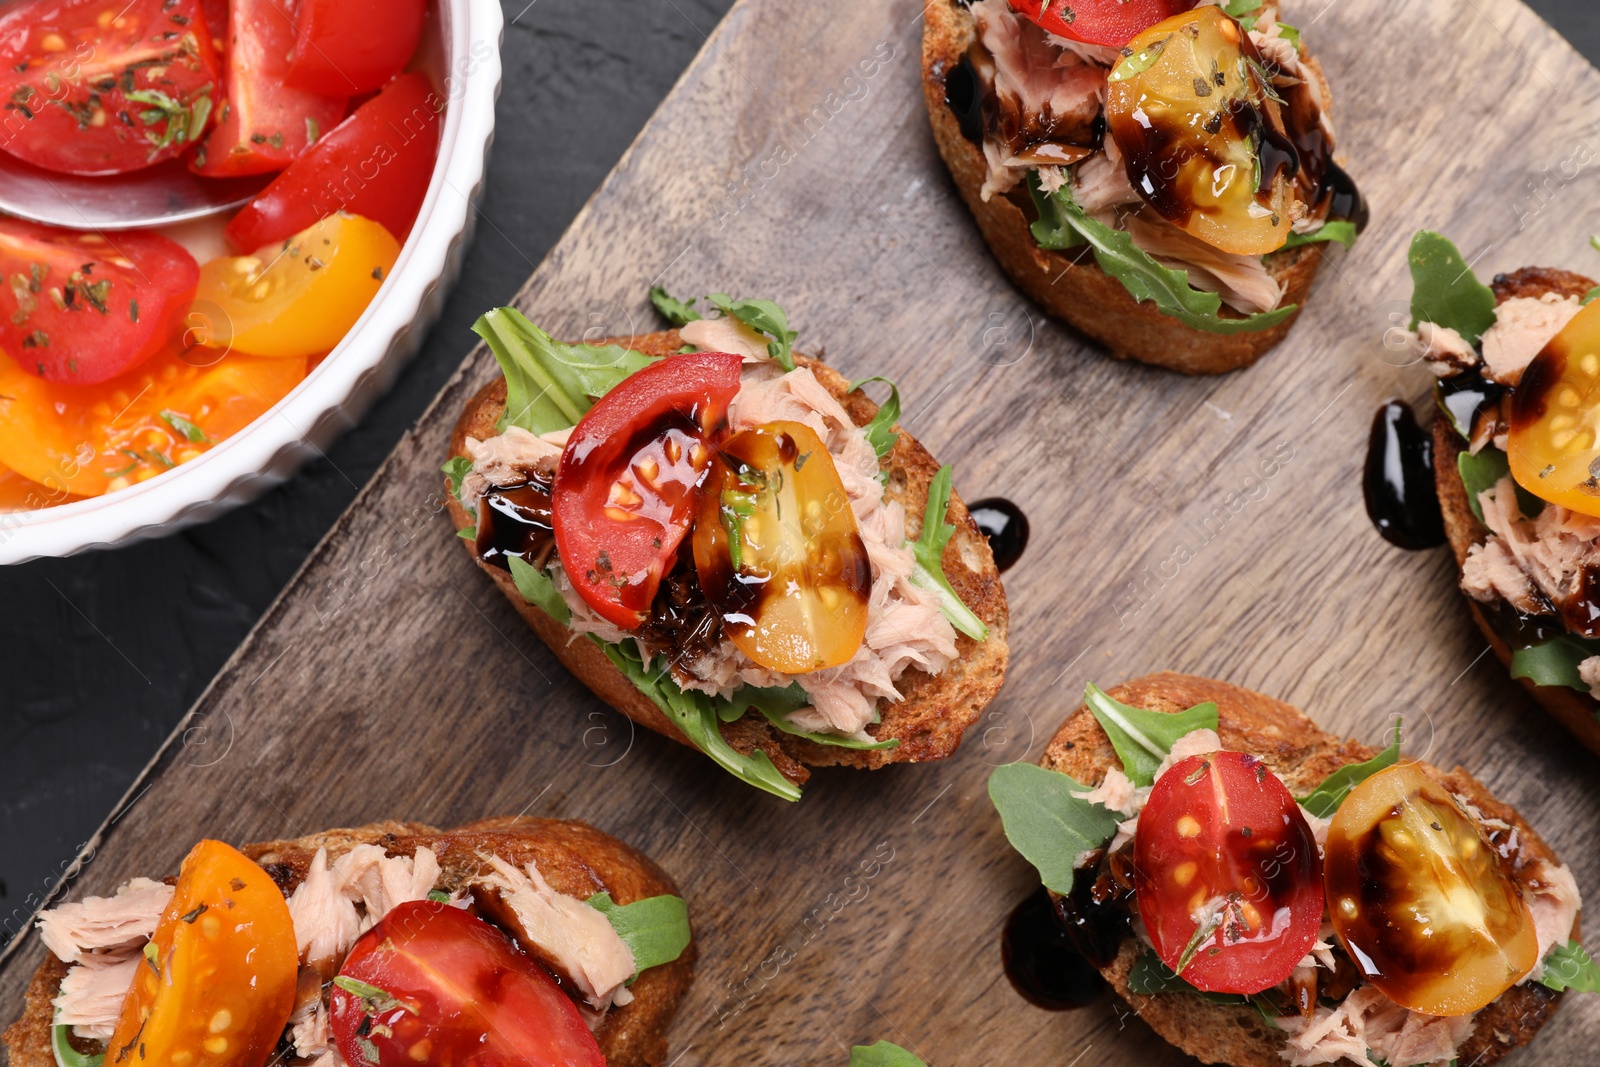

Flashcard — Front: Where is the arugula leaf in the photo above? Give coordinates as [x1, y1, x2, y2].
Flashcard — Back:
[159, 409, 213, 443]
[1275, 21, 1301, 47]
[1027, 176, 1298, 335]
[739, 683, 900, 750]
[457, 527, 477, 541]
[908, 466, 989, 641]
[1126, 954, 1283, 1026]
[850, 376, 902, 459]
[1083, 683, 1219, 788]
[1407, 231, 1498, 346]
[707, 294, 797, 370]
[52, 1022, 103, 1067]
[850, 1043, 928, 1067]
[473, 307, 652, 435]
[598, 638, 801, 800]
[1222, 0, 1263, 15]
[1457, 446, 1542, 523]
[586, 892, 692, 976]
[1282, 220, 1358, 250]
[649, 285, 702, 326]
[1298, 718, 1402, 817]
[1537, 940, 1600, 992]
[1584, 286, 1600, 306]
[508, 557, 571, 625]
[1511, 633, 1600, 694]
[442, 456, 473, 502]
[987, 762, 1120, 896]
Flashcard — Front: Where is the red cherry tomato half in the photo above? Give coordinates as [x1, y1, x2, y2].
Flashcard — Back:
[1134, 750, 1324, 994]
[552, 351, 744, 630]
[284, 0, 427, 97]
[1007, 0, 1200, 48]
[0, 0, 223, 175]
[224, 73, 442, 252]
[332, 901, 604, 1067]
[191, 0, 348, 178]
[0, 218, 198, 384]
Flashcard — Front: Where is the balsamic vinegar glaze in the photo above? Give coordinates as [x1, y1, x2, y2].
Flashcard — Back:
[944, 56, 984, 146]
[969, 498, 1029, 573]
[1000, 888, 1108, 1010]
[1363, 400, 1445, 551]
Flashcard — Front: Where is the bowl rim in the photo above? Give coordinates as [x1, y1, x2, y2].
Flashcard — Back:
[0, 0, 504, 564]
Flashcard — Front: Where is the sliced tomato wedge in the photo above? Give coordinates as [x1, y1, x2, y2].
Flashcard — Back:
[0, 0, 222, 175]
[284, 0, 427, 96]
[224, 73, 442, 252]
[331, 900, 604, 1067]
[0, 218, 199, 384]
[1007, 0, 1200, 49]
[551, 351, 743, 630]
[1134, 750, 1324, 994]
[191, 0, 348, 178]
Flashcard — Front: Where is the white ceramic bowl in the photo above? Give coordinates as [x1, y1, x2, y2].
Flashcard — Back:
[0, 0, 503, 565]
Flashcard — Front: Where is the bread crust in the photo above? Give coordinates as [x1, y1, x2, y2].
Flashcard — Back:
[445, 329, 1010, 785]
[1430, 267, 1600, 757]
[1041, 673, 1571, 1067]
[920, 0, 1333, 374]
[3, 818, 695, 1067]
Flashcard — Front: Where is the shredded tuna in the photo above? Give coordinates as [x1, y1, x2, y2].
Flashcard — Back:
[679, 316, 772, 363]
[1581, 655, 1600, 693]
[53, 954, 140, 1041]
[461, 427, 566, 510]
[1079, 765, 1138, 814]
[1523, 859, 1582, 981]
[290, 994, 333, 1059]
[1406, 321, 1478, 376]
[1461, 476, 1600, 628]
[1277, 985, 1474, 1067]
[287, 849, 362, 972]
[1123, 215, 1284, 314]
[38, 878, 173, 964]
[1072, 134, 1140, 217]
[1480, 294, 1582, 386]
[287, 846, 441, 972]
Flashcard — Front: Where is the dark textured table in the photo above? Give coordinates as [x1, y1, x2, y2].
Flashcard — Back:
[0, 0, 1592, 944]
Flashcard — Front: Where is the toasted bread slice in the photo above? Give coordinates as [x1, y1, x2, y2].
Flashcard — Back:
[1431, 267, 1600, 757]
[445, 328, 1010, 787]
[920, 0, 1332, 374]
[3, 818, 694, 1067]
[1041, 672, 1572, 1067]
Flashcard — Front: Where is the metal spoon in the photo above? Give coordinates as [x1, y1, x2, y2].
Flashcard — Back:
[0, 151, 270, 231]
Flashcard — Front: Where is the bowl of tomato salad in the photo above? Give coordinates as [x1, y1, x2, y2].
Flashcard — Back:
[0, 0, 502, 562]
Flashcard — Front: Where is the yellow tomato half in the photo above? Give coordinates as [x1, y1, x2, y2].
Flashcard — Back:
[1508, 299, 1600, 516]
[195, 213, 400, 359]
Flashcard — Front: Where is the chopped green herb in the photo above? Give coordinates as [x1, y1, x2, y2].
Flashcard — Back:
[160, 410, 213, 444]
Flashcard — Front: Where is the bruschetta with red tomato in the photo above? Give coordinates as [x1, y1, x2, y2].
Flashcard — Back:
[442, 290, 1010, 800]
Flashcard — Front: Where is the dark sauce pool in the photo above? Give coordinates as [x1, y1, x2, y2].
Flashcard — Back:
[1363, 400, 1445, 550]
[969, 497, 1029, 572]
[1001, 888, 1107, 1010]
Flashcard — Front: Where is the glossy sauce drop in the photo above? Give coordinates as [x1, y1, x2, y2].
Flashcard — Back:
[1001, 888, 1108, 1010]
[944, 56, 984, 146]
[1364, 400, 1445, 550]
[475, 481, 555, 571]
[969, 497, 1029, 572]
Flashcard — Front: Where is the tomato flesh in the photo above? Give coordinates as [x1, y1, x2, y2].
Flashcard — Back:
[1324, 762, 1538, 1017]
[1106, 7, 1296, 256]
[693, 420, 870, 673]
[284, 0, 427, 97]
[191, 0, 348, 177]
[224, 73, 442, 252]
[0, 0, 222, 175]
[1007, 0, 1199, 48]
[331, 900, 604, 1067]
[107, 840, 298, 1067]
[552, 352, 743, 630]
[1, 218, 198, 385]
[1508, 300, 1600, 518]
[1134, 751, 1323, 994]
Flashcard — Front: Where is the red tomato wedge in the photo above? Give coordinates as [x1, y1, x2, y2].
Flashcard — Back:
[0, 0, 222, 175]
[284, 0, 427, 97]
[224, 73, 442, 252]
[552, 351, 743, 630]
[191, 0, 348, 178]
[1134, 750, 1324, 994]
[1007, 0, 1200, 48]
[331, 901, 604, 1067]
[0, 218, 198, 384]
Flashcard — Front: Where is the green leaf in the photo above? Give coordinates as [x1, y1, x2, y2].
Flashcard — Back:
[508, 557, 571, 625]
[1511, 633, 1600, 694]
[1298, 718, 1402, 817]
[52, 1023, 103, 1067]
[1222, 0, 1264, 15]
[1584, 286, 1600, 306]
[1083, 683, 1219, 788]
[1275, 21, 1302, 47]
[850, 1043, 929, 1067]
[457, 526, 477, 541]
[427, 889, 450, 902]
[987, 762, 1120, 896]
[908, 466, 988, 641]
[1027, 176, 1298, 335]
[707, 294, 797, 370]
[1456, 446, 1542, 523]
[1282, 220, 1357, 250]
[1108, 37, 1166, 83]
[442, 456, 473, 502]
[850, 376, 901, 459]
[473, 307, 652, 435]
[1538, 940, 1600, 992]
[586, 892, 692, 976]
[648, 286, 702, 326]
[1407, 231, 1498, 346]
[598, 638, 801, 800]
[159, 409, 213, 443]
[740, 683, 900, 751]
[1125, 953, 1282, 1026]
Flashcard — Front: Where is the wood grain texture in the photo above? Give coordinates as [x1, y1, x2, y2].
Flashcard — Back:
[4, 1, 1600, 1065]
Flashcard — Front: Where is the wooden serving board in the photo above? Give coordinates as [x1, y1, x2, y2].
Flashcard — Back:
[6, 0, 1600, 1063]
